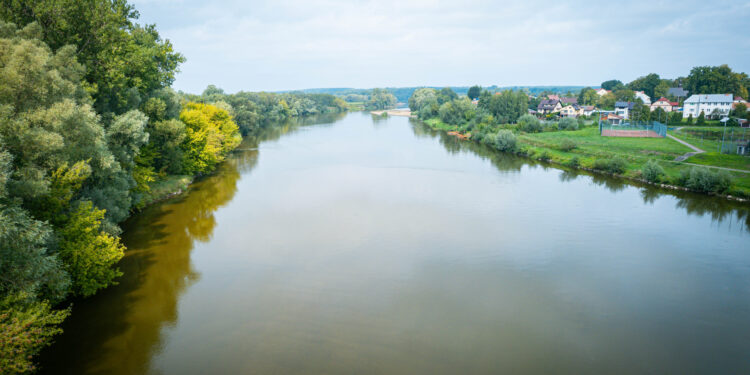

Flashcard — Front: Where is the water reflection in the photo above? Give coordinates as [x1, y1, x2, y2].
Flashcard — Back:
[39, 120, 307, 374]
[411, 119, 750, 232]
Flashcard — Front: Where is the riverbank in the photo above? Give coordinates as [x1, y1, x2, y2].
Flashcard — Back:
[370, 108, 414, 117]
[422, 118, 750, 201]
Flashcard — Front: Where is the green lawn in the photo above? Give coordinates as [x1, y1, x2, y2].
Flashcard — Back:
[669, 127, 750, 153]
[520, 127, 691, 163]
[686, 152, 750, 171]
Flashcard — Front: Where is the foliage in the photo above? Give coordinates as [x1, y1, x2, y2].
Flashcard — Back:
[467, 85, 482, 100]
[438, 98, 475, 125]
[478, 90, 528, 124]
[518, 114, 542, 133]
[409, 88, 439, 119]
[0, 0, 186, 115]
[684, 65, 748, 100]
[627, 73, 661, 98]
[678, 167, 732, 193]
[601, 80, 625, 91]
[179, 102, 242, 174]
[641, 160, 665, 182]
[578, 87, 598, 106]
[696, 111, 706, 126]
[558, 117, 578, 131]
[559, 139, 577, 151]
[365, 88, 397, 110]
[593, 157, 627, 174]
[492, 130, 517, 152]
[57, 201, 125, 297]
[0, 295, 69, 374]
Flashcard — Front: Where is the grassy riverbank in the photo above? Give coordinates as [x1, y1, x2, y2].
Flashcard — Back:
[422, 118, 750, 199]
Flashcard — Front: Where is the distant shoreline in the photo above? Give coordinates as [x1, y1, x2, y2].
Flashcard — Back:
[370, 109, 414, 117]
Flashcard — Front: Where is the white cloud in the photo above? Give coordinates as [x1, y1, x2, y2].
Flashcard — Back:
[131, 0, 750, 93]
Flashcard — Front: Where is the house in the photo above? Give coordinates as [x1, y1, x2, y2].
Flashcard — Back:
[560, 104, 583, 117]
[604, 114, 624, 125]
[634, 91, 651, 105]
[595, 88, 611, 96]
[650, 97, 678, 112]
[614, 101, 635, 119]
[581, 105, 596, 116]
[734, 96, 747, 104]
[668, 87, 689, 99]
[682, 94, 733, 119]
[547, 94, 560, 101]
[537, 99, 562, 114]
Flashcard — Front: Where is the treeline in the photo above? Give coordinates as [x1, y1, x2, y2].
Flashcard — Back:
[409, 87, 530, 134]
[0, 2, 346, 372]
[189, 85, 348, 135]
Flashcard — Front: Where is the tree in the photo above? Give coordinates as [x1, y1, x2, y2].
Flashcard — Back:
[467, 85, 482, 100]
[57, 201, 125, 297]
[558, 117, 578, 130]
[597, 93, 616, 110]
[479, 90, 528, 123]
[627, 73, 661, 98]
[601, 80, 625, 91]
[518, 114, 542, 133]
[578, 87, 598, 106]
[696, 111, 706, 125]
[684, 65, 748, 99]
[179, 102, 242, 174]
[0, 1, 185, 115]
[732, 103, 747, 118]
[437, 87, 459, 105]
[365, 88, 397, 110]
[669, 111, 683, 125]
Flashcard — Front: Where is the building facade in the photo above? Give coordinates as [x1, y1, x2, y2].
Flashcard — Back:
[682, 94, 733, 119]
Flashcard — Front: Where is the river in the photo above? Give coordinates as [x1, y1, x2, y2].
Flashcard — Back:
[41, 112, 750, 374]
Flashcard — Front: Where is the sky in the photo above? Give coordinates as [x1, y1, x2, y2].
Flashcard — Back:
[131, 0, 750, 94]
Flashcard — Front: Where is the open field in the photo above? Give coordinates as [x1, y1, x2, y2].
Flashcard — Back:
[371, 108, 414, 117]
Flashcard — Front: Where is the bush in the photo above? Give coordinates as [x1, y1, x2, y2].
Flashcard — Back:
[678, 167, 732, 193]
[539, 150, 551, 161]
[558, 117, 579, 130]
[559, 139, 577, 151]
[593, 157, 627, 174]
[518, 114, 542, 133]
[567, 156, 580, 168]
[641, 160, 665, 183]
[493, 130, 517, 152]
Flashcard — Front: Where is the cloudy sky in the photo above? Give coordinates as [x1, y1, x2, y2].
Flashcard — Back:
[131, 0, 750, 94]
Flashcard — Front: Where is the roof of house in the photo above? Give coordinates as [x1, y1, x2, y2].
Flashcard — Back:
[684, 94, 733, 104]
[668, 87, 689, 97]
[537, 99, 560, 110]
[547, 94, 560, 100]
[654, 97, 670, 103]
[615, 101, 635, 109]
[561, 97, 578, 104]
[735, 96, 746, 102]
[582, 105, 595, 110]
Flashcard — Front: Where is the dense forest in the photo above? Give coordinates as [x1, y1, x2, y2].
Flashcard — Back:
[0, 2, 345, 373]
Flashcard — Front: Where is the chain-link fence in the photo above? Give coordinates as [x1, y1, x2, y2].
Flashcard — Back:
[599, 120, 667, 138]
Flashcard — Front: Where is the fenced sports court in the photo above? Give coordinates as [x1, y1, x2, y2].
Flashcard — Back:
[599, 121, 667, 138]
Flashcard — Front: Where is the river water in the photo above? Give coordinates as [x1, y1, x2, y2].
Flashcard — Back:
[41, 112, 750, 374]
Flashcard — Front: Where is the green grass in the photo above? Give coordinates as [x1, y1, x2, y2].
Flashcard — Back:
[346, 101, 365, 111]
[686, 152, 750, 171]
[520, 127, 691, 162]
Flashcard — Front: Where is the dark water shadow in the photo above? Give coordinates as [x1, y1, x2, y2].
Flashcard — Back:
[38, 117, 312, 375]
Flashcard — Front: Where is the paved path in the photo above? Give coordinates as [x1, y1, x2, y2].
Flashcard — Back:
[666, 130, 704, 162]
[666, 129, 750, 174]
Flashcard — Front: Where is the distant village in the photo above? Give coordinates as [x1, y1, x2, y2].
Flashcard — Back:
[522, 87, 749, 127]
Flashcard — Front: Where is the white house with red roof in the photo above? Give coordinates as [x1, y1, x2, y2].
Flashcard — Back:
[650, 97, 679, 112]
[595, 88, 610, 96]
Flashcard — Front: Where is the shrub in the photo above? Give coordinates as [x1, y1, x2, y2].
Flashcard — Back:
[518, 114, 542, 133]
[641, 160, 665, 183]
[539, 150, 551, 161]
[493, 130, 517, 152]
[593, 157, 627, 174]
[558, 117, 579, 130]
[567, 156, 580, 168]
[559, 139, 577, 151]
[678, 167, 732, 193]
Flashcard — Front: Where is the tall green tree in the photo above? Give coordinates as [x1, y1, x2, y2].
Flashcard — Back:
[467, 85, 482, 100]
[685, 65, 748, 99]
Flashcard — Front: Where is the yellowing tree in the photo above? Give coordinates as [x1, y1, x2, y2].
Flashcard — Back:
[57, 201, 125, 297]
[179, 102, 241, 174]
